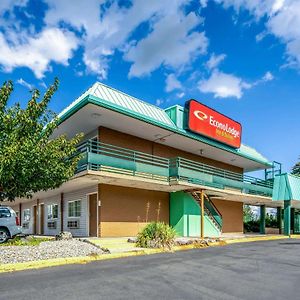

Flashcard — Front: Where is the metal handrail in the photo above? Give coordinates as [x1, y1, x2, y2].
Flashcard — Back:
[170, 157, 273, 189]
[77, 140, 170, 168]
[76, 140, 273, 191]
[204, 194, 222, 219]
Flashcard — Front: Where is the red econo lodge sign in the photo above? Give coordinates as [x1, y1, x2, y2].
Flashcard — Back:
[186, 100, 242, 148]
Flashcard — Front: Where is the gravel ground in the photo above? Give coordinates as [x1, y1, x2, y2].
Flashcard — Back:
[0, 239, 104, 264]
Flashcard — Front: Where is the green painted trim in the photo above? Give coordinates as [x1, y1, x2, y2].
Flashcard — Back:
[272, 173, 300, 201]
[277, 207, 282, 234]
[57, 94, 272, 168]
[260, 205, 266, 234]
[284, 200, 291, 236]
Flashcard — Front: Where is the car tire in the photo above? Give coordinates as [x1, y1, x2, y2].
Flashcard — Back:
[0, 228, 9, 244]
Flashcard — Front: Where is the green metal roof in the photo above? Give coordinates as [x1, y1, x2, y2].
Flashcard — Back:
[57, 82, 272, 168]
[273, 173, 300, 201]
[58, 82, 175, 127]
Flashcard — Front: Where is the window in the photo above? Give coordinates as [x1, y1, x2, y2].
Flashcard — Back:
[47, 221, 57, 229]
[23, 209, 31, 222]
[22, 223, 29, 229]
[47, 204, 58, 219]
[67, 220, 79, 229]
[0, 208, 11, 218]
[68, 200, 81, 218]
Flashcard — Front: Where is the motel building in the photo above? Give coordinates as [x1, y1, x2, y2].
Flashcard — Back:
[9, 82, 300, 238]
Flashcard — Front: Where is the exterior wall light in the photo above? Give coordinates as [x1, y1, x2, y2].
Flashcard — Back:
[91, 113, 102, 119]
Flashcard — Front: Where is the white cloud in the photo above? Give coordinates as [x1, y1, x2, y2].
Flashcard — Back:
[262, 71, 274, 81]
[45, 0, 204, 79]
[165, 74, 183, 92]
[176, 92, 185, 98]
[199, 69, 274, 99]
[0, 1, 208, 79]
[215, 0, 300, 69]
[0, 0, 27, 18]
[206, 53, 226, 70]
[255, 30, 268, 42]
[45, 0, 102, 36]
[16, 78, 33, 90]
[200, 0, 208, 8]
[155, 99, 164, 106]
[198, 70, 251, 99]
[39, 81, 47, 89]
[0, 27, 78, 78]
[125, 10, 208, 77]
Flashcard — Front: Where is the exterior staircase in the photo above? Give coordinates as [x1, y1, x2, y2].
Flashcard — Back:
[188, 191, 223, 233]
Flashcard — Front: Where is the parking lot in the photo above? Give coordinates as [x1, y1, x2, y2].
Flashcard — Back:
[1, 239, 300, 300]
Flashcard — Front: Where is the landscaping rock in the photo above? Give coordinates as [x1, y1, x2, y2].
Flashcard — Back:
[55, 231, 73, 240]
[127, 237, 137, 243]
[175, 238, 194, 246]
[0, 239, 104, 264]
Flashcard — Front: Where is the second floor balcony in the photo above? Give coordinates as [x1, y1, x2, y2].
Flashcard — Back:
[76, 140, 274, 197]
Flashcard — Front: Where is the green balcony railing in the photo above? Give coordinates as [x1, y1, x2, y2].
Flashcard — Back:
[76, 140, 170, 181]
[169, 157, 273, 196]
[76, 140, 273, 197]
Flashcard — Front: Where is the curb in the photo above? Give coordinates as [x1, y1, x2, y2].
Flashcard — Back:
[224, 235, 288, 244]
[0, 238, 293, 273]
[0, 242, 225, 274]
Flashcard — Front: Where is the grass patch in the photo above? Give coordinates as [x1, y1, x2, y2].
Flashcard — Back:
[1, 236, 52, 246]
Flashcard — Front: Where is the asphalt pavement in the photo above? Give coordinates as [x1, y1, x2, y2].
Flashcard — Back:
[1, 239, 300, 300]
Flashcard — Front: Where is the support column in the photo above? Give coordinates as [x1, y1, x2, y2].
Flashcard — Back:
[36, 199, 40, 235]
[277, 207, 282, 234]
[260, 205, 266, 234]
[19, 203, 22, 226]
[200, 190, 204, 239]
[284, 200, 291, 236]
[60, 193, 64, 232]
[291, 208, 295, 234]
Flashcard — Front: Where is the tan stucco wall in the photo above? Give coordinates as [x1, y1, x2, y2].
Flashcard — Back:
[98, 127, 243, 173]
[212, 199, 243, 233]
[98, 127, 153, 154]
[99, 184, 170, 237]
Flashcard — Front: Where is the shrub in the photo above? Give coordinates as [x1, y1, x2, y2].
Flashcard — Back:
[136, 222, 176, 250]
[244, 220, 260, 233]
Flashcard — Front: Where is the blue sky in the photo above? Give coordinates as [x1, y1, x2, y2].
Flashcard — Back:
[0, 0, 299, 173]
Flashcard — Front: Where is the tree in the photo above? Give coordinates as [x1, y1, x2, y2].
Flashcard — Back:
[0, 79, 82, 201]
[292, 158, 300, 176]
[243, 205, 254, 223]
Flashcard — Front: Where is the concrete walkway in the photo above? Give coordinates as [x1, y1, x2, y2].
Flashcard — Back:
[87, 237, 143, 254]
[86, 234, 285, 254]
[220, 233, 283, 240]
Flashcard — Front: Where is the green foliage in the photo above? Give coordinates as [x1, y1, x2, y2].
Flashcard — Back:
[292, 158, 300, 176]
[265, 213, 278, 228]
[244, 205, 279, 232]
[244, 220, 260, 233]
[0, 236, 51, 246]
[0, 79, 83, 201]
[136, 222, 176, 250]
[243, 205, 254, 223]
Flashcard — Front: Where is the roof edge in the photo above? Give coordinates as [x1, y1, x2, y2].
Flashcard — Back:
[56, 94, 272, 169]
